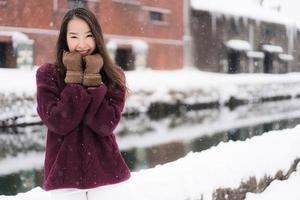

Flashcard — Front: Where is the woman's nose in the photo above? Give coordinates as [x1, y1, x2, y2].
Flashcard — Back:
[78, 38, 87, 48]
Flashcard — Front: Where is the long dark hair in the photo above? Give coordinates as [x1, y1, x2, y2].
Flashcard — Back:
[56, 7, 127, 91]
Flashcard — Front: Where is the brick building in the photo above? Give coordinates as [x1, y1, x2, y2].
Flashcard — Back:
[2, 0, 299, 74]
[0, 0, 183, 70]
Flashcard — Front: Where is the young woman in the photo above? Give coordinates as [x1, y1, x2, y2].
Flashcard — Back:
[36, 7, 131, 200]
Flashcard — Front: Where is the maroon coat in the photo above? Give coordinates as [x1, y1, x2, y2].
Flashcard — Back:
[36, 63, 130, 191]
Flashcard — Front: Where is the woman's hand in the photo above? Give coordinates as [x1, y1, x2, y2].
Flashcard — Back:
[62, 51, 83, 84]
[82, 54, 104, 87]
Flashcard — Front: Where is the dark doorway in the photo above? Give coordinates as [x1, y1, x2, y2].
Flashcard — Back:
[0, 42, 16, 68]
[0, 43, 7, 68]
[227, 50, 240, 73]
[264, 52, 273, 73]
[115, 48, 135, 71]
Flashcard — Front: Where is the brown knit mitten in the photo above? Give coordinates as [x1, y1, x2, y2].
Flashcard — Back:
[62, 51, 83, 83]
[83, 54, 104, 87]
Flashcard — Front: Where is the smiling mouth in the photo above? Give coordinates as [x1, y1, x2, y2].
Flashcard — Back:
[78, 51, 89, 56]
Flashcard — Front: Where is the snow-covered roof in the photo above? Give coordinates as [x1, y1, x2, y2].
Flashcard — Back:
[225, 39, 252, 51]
[262, 44, 283, 53]
[246, 51, 265, 59]
[0, 31, 33, 48]
[190, 0, 295, 27]
[278, 53, 294, 61]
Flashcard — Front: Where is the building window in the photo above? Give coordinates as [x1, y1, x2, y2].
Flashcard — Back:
[149, 11, 163, 22]
[230, 18, 239, 34]
[68, 0, 87, 9]
[143, 6, 170, 25]
[263, 27, 276, 38]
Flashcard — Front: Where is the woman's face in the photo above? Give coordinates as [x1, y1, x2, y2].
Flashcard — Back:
[66, 17, 96, 56]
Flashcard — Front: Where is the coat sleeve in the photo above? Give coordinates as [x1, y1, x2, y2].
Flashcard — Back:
[36, 64, 92, 136]
[84, 74, 126, 137]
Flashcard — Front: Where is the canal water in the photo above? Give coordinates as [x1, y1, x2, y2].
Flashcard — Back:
[1, 99, 300, 195]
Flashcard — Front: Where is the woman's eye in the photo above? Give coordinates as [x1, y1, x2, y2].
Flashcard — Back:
[70, 36, 77, 39]
[87, 34, 94, 38]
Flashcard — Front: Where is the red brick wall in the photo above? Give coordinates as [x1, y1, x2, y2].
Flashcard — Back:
[0, 0, 183, 69]
[0, 0, 54, 28]
[100, 0, 183, 69]
[0, 0, 60, 66]
[30, 34, 58, 65]
[100, 0, 183, 39]
[148, 43, 182, 70]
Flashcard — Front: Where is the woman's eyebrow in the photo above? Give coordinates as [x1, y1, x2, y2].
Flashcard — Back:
[67, 31, 91, 35]
[68, 32, 78, 35]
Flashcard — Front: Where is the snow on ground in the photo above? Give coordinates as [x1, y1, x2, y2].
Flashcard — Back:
[0, 68, 36, 96]
[1, 125, 300, 200]
[125, 69, 300, 113]
[126, 69, 300, 111]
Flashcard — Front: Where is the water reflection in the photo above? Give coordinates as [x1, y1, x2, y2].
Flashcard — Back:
[0, 125, 45, 158]
[1, 99, 300, 195]
[0, 170, 42, 195]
